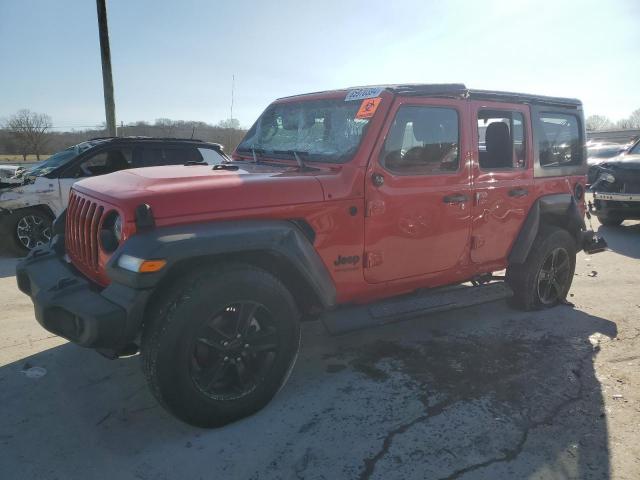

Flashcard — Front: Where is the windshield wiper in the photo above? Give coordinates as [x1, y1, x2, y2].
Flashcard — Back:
[251, 147, 266, 164]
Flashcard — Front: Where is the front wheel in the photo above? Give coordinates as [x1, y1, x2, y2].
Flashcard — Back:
[141, 263, 300, 428]
[507, 226, 576, 310]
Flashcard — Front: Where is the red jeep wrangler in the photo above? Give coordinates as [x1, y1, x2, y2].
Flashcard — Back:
[17, 84, 604, 427]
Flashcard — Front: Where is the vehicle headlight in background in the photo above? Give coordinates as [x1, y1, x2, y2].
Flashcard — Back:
[599, 173, 615, 184]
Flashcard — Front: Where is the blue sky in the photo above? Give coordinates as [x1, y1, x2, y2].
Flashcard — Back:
[1, 0, 638, 129]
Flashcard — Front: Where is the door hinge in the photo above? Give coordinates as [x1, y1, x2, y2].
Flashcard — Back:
[471, 236, 485, 249]
[363, 251, 384, 268]
[365, 200, 386, 217]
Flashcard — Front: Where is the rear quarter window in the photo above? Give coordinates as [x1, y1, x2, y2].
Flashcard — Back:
[538, 113, 583, 167]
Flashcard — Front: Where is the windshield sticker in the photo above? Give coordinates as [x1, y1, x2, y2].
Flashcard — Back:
[345, 87, 384, 102]
[355, 97, 382, 119]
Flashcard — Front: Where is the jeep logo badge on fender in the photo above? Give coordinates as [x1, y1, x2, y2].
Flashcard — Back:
[334, 255, 360, 267]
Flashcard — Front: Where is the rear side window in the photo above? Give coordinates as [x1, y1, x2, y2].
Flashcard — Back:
[381, 106, 459, 175]
[477, 110, 526, 170]
[137, 146, 203, 167]
[197, 147, 226, 164]
[538, 113, 582, 167]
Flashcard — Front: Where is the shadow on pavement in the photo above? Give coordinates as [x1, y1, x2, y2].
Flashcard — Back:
[0, 301, 617, 479]
[0, 255, 20, 279]
[598, 221, 640, 259]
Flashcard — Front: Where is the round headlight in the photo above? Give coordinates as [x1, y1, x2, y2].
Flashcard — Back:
[100, 211, 122, 252]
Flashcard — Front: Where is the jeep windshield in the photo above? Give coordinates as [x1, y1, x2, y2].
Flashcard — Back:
[236, 98, 372, 163]
[27, 141, 99, 177]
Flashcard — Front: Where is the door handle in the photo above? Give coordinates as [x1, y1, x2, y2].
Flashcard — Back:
[443, 193, 469, 204]
[508, 188, 529, 198]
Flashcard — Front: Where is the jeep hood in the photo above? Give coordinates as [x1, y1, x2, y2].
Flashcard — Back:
[73, 163, 326, 221]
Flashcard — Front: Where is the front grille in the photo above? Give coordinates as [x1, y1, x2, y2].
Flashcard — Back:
[66, 191, 105, 272]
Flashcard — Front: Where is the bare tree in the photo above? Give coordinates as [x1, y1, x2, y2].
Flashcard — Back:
[586, 115, 612, 131]
[6, 109, 52, 160]
[155, 118, 177, 137]
[627, 108, 640, 129]
[217, 118, 241, 129]
[616, 118, 633, 129]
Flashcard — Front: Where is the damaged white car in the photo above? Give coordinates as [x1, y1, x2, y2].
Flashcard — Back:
[0, 137, 228, 253]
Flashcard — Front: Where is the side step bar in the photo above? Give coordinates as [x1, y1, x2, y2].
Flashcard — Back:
[320, 282, 513, 335]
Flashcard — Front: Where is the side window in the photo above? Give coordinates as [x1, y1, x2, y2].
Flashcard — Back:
[477, 110, 526, 170]
[538, 113, 582, 167]
[630, 141, 640, 155]
[198, 147, 226, 165]
[381, 106, 459, 174]
[137, 146, 203, 167]
[75, 148, 132, 177]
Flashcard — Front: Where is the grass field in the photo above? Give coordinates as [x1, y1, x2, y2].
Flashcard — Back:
[0, 154, 50, 164]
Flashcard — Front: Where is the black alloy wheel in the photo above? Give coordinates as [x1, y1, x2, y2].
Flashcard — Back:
[536, 247, 571, 305]
[190, 301, 280, 400]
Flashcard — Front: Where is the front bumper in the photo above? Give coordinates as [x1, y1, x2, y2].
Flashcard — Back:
[16, 245, 151, 351]
[593, 192, 640, 202]
[589, 191, 640, 220]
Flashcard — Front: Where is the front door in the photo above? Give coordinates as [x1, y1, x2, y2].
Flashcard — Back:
[469, 101, 534, 264]
[364, 98, 472, 283]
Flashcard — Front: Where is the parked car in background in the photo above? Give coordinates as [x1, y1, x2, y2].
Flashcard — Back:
[0, 137, 228, 253]
[587, 143, 626, 184]
[589, 137, 640, 225]
[0, 165, 26, 188]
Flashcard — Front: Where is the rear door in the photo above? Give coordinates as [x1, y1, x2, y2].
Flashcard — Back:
[469, 101, 534, 264]
[363, 97, 472, 283]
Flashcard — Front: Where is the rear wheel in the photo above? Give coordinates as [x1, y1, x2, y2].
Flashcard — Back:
[597, 215, 623, 227]
[141, 263, 300, 428]
[3, 208, 53, 255]
[507, 226, 576, 310]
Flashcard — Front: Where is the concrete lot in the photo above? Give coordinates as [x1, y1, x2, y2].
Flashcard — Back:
[1, 219, 639, 480]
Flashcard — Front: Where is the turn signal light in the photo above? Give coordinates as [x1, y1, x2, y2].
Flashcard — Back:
[118, 254, 167, 273]
[139, 260, 167, 273]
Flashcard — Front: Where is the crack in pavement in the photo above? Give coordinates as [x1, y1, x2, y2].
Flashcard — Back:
[439, 352, 590, 480]
[358, 397, 457, 480]
[358, 347, 593, 480]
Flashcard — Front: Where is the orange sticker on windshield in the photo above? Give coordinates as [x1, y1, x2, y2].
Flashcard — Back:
[355, 97, 382, 119]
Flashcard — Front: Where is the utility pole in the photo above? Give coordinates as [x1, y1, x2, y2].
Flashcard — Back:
[230, 74, 235, 121]
[96, 0, 116, 137]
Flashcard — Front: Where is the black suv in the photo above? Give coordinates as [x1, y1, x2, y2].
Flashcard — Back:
[0, 137, 229, 253]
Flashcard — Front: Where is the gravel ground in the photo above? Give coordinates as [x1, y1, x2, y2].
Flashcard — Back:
[0, 218, 638, 480]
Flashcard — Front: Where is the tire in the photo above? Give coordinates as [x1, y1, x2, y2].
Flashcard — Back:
[597, 215, 623, 227]
[507, 226, 576, 311]
[2, 207, 53, 256]
[141, 263, 301, 428]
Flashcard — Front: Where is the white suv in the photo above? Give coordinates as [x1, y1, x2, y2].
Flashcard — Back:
[0, 137, 228, 253]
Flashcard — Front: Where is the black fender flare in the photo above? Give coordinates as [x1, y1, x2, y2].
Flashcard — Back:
[508, 193, 586, 264]
[105, 219, 337, 309]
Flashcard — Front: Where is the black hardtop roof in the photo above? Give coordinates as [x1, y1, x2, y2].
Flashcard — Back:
[87, 136, 224, 149]
[280, 83, 582, 108]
